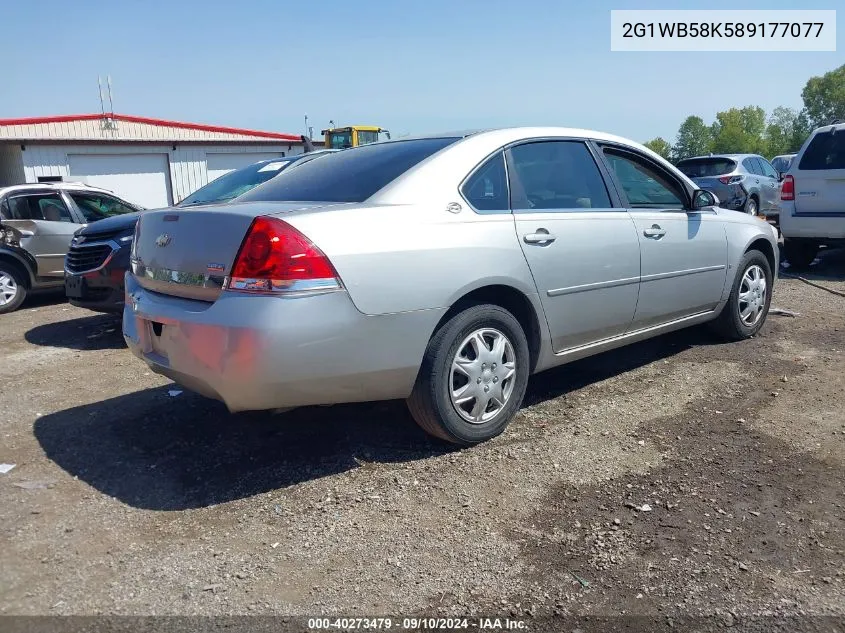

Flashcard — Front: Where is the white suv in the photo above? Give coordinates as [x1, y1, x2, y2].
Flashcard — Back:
[779, 121, 845, 268]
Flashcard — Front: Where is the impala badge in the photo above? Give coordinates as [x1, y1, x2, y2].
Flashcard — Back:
[155, 234, 172, 248]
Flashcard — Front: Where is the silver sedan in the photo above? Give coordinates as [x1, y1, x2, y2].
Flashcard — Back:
[124, 128, 779, 445]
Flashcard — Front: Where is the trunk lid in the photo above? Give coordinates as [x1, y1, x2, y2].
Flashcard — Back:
[130, 201, 350, 301]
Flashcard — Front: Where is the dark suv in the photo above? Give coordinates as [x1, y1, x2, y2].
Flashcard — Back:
[65, 150, 336, 313]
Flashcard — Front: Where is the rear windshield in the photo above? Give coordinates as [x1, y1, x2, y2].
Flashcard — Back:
[676, 158, 737, 178]
[239, 137, 461, 203]
[798, 131, 845, 170]
[177, 159, 295, 206]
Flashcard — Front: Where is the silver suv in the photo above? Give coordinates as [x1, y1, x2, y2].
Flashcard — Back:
[676, 154, 782, 220]
[0, 182, 141, 313]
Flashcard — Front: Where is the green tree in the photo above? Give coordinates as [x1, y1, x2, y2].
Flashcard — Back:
[643, 137, 672, 160]
[673, 116, 713, 160]
[802, 63, 845, 128]
[764, 106, 807, 157]
[711, 106, 767, 154]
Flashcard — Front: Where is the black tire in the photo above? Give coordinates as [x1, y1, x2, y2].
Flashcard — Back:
[0, 261, 27, 314]
[783, 239, 818, 270]
[744, 196, 759, 216]
[407, 304, 530, 446]
[711, 250, 772, 341]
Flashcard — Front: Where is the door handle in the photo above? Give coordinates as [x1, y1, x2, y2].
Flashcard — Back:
[643, 224, 666, 239]
[523, 231, 556, 244]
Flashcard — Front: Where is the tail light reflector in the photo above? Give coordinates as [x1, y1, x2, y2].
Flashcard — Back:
[718, 175, 743, 185]
[781, 175, 795, 201]
[227, 216, 340, 294]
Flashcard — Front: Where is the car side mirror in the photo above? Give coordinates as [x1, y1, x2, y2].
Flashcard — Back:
[692, 189, 717, 210]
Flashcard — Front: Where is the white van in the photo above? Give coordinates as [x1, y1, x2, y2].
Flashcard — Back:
[779, 121, 845, 268]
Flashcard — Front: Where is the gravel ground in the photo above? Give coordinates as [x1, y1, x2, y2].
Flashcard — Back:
[0, 248, 843, 629]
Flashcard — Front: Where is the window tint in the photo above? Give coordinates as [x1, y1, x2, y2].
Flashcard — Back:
[507, 141, 611, 211]
[798, 131, 845, 170]
[603, 149, 686, 209]
[676, 157, 736, 178]
[771, 156, 793, 173]
[71, 193, 138, 221]
[742, 157, 762, 175]
[756, 157, 779, 179]
[7, 193, 73, 222]
[240, 137, 460, 203]
[461, 152, 509, 212]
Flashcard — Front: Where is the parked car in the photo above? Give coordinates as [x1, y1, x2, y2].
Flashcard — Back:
[0, 182, 141, 314]
[65, 150, 336, 314]
[771, 153, 796, 175]
[779, 121, 845, 268]
[676, 154, 782, 220]
[124, 128, 778, 446]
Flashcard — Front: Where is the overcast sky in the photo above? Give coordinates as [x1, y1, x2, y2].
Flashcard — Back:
[3, 0, 841, 143]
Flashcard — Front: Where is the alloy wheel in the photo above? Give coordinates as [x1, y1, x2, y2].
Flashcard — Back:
[0, 272, 17, 306]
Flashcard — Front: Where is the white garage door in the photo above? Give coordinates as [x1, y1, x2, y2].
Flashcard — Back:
[206, 152, 284, 182]
[68, 153, 172, 209]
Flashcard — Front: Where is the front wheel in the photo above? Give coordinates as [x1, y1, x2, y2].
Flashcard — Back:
[0, 263, 27, 314]
[711, 250, 772, 341]
[407, 304, 530, 445]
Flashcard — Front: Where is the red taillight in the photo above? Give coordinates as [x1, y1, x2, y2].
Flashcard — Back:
[718, 175, 741, 185]
[228, 216, 340, 293]
[781, 175, 795, 201]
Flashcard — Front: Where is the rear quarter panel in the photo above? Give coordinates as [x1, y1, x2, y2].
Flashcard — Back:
[285, 205, 539, 316]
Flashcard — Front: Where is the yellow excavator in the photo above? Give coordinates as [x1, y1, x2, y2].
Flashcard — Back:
[321, 125, 391, 149]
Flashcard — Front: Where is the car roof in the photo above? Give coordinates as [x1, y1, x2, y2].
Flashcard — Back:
[0, 181, 116, 196]
[680, 153, 759, 161]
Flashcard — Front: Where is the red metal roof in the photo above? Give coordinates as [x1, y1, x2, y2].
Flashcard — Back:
[0, 113, 302, 141]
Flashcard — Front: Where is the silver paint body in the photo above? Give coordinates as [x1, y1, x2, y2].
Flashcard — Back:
[123, 127, 779, 412]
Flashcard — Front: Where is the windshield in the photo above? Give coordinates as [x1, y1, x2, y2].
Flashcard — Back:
[177, 159, 294, 206]
[239, 137, 461, 204]
[676, 158, 737, 178]
[69, 192, 141, 221]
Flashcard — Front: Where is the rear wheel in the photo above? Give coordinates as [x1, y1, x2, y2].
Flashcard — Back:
[783, 239, 818, 270]
[0, 262, 27, 314]
[744, 196, 759, 216]
[407, 304, 530, 445]
[711, 250, 772, 341]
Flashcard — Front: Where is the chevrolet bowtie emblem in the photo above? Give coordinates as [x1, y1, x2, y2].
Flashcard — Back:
[155, 234, 172, 247]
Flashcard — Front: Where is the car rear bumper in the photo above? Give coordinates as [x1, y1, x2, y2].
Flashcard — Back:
[122, 273, 445, 412]
[779, 202, 845, 240]
[697, 182, 747, 211]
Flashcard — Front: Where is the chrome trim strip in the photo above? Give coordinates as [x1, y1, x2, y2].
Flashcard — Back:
[547, 275, 639, 297]
[130, 259, 226, 290]
[547, 265, 725, 297]
[640, 264, 725, 283]
[64, 239, 119, 275]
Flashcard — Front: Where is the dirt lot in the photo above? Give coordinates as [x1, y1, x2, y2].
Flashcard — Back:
[1, 250, 844, 628]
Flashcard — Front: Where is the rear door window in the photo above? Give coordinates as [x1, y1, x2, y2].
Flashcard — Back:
[6, 193, 74, 222]
[798, 132, 845, 170]
[461, 152, 509, 212]
[241, 137, 461, 203]
[507, 141, 612, 211]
